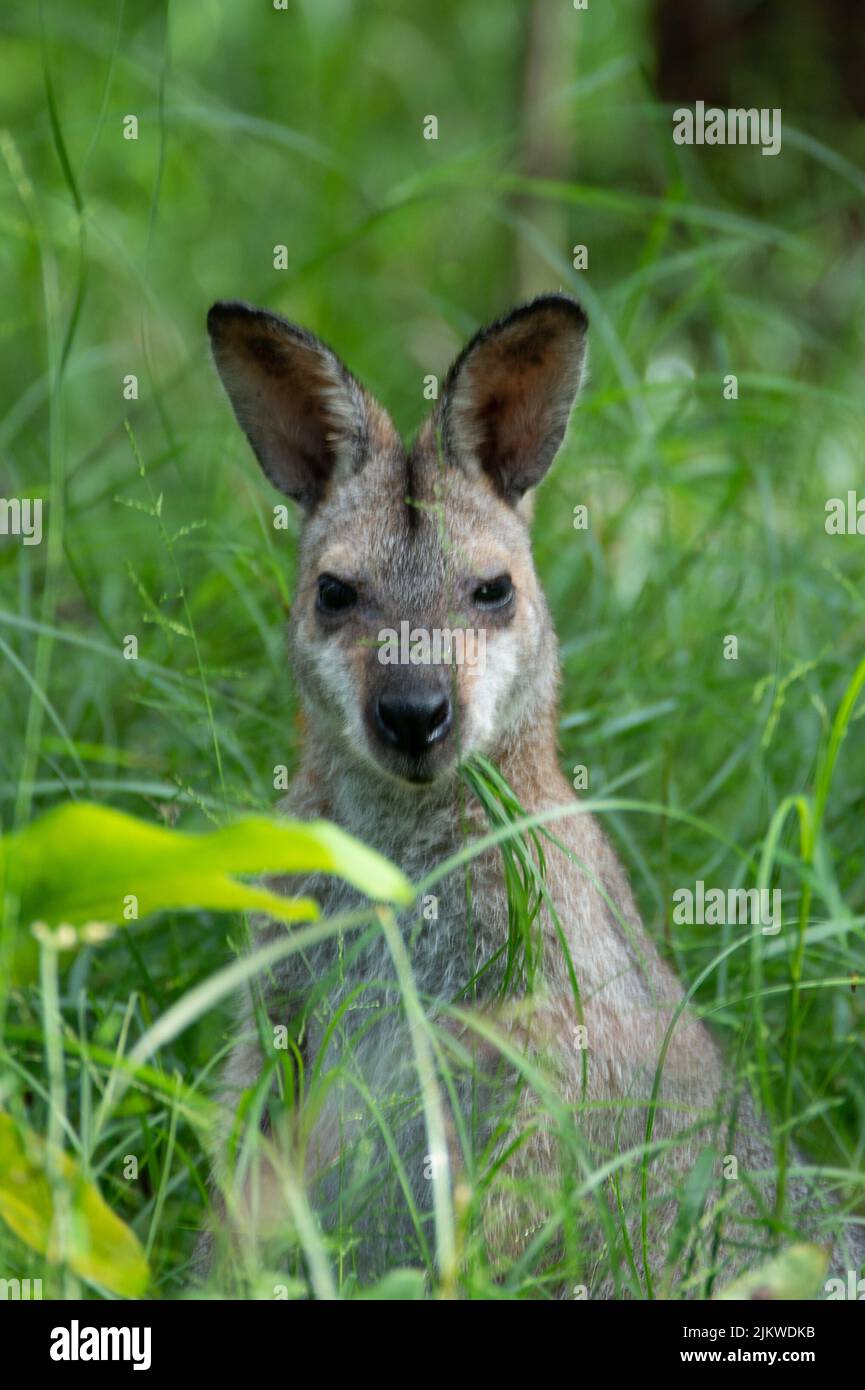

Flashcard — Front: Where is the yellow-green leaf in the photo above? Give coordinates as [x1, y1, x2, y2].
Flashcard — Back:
[0, 1113, 149, 1297]
[1, 802, 414, 981]
[716, 1243, 829, 1300]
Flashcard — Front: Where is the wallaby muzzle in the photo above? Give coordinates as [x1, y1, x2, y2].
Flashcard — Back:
[369, 672, 454, 781]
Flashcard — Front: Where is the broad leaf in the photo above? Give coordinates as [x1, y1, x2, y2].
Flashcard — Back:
[355, 1268, 428, 1300]
[716, 1243, 829, 1300]
[1, 802, 413, 981]
[0, 1112, 149, 1297]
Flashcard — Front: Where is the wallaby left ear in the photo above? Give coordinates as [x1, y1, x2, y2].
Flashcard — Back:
[440, 294, 588, 504]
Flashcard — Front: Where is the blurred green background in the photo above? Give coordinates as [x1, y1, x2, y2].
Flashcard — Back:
[1, 0, 863, 1294]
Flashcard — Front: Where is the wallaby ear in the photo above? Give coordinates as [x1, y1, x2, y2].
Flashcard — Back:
[207, 300, 385, 510]
[440, 294, 588, 504]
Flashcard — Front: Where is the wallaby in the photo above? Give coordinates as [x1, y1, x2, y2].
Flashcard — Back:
[200, 294, 863, 1296]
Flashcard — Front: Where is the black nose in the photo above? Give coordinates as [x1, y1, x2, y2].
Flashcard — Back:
[375, 689, 453, 758]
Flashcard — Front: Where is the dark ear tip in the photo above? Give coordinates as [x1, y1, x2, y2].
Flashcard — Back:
[458, 295, 588, 360]
[522, 292, 589, 333]
[206, 301, 318, 363]
[206, 299, 262, 340]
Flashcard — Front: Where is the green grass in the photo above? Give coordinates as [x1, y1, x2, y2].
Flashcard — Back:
[1, 0, 863, 1298]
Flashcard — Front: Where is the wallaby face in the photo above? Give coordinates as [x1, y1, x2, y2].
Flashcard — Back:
[208, 296, 587, 787]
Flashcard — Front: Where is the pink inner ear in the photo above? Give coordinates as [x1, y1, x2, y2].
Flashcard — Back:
[445, 298, 586, 505]
[457, 319, 581, 497]
[245, 333, 291, 379]
[210, 311, 356, 505]
[210, 302, 403, 510]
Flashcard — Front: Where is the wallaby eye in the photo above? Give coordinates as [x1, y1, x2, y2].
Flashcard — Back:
[317, 574, 357, 615]
[472, 574, 514, 609]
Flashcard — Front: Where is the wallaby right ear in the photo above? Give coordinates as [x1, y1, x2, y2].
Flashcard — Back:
[439, 294, 588, 505]
[207, 301, 381, 510]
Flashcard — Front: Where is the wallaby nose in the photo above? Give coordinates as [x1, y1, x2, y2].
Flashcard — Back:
[375, 689, 452, 759]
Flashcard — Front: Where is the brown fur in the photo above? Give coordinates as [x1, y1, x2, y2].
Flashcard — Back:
[198, 296, 863, 1296]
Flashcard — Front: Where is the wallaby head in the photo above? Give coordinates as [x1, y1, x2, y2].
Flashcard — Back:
[208, 295, 588, 789]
